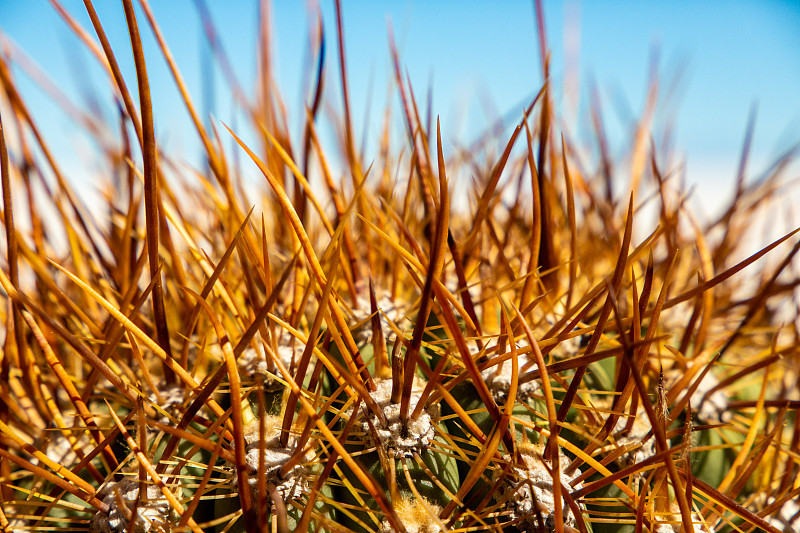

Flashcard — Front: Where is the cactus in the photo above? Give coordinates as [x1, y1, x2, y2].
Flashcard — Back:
[1, 2, 799, 533]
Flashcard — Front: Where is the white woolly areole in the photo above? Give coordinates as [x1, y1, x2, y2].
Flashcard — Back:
[496, 446, 582, 532]
[480, 352, 541, 402]
[472, 339, 543, 402]
[588, 398, 657, 469]
[610, 411, 657, 468]
[37, 431, 92, 468]
[243, 445, 311, 501]
[363, 378, 439, 458]
[240, 421, 314, 503]
[91, 477, 174, 533]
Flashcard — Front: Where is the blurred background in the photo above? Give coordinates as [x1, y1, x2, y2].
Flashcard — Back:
[1, 1, 799, 218]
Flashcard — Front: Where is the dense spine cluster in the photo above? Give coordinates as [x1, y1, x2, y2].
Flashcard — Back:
[0, 2, 798, 533]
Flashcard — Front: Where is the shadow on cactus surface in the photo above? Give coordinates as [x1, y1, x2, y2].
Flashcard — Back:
[0, 1, 799, 532]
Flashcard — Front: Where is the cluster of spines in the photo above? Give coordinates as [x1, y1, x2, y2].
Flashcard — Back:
[0, 1, 799, 532]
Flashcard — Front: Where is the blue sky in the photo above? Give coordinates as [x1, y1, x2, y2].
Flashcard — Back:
[1, 1, 799, 215]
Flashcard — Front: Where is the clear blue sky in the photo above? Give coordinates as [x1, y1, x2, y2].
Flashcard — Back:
[1, 1, 799, 215]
